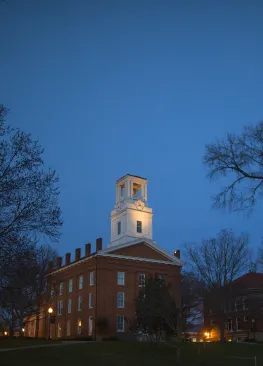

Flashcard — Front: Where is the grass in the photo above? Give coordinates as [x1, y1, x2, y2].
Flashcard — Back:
[0, 341, 262, 366]
[0, 338, 60, 349]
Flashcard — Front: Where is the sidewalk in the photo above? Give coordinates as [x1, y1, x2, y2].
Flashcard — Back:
[0, 341, 93, 352]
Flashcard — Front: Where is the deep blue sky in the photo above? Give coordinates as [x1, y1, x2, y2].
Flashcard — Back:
[1, 0, 263, 260]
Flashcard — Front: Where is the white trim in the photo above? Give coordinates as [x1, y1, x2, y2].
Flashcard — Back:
[103, 238, 183, 266]
[100, 253, 180, 266]
[47, 255, 94, 276]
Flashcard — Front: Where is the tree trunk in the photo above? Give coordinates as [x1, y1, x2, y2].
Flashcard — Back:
[35, 314, 39, 339]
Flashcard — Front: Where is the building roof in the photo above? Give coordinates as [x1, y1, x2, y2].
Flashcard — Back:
[116, 174, 147, 183]
[233, 272, 263, 287]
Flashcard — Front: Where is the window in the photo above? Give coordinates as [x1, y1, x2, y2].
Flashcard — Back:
[137, 221, 142, 233]
[89, 293, 94, 308]
[210, 320, 217, 326]
[90, 272, 94, 286]
[226, 319, 233, 332]
[117, 221, 121, 235]
[138, 273, 146, 287]
[120, 184, 125, 197]
[244, 316, 248, 322]
[59, 281, 64, 296]
[57, 322, 62, 338]
[79, 275, 83, 290]
[57, 301, 63, 315]
[117, 315, 125, 332]
[236, 317, 240, 331]
[50, 284, 55, 298]
[68, 279, 73, 293]
[77, 295, 82, 311]
[68, 298, 72, 314]
[67, 320, 71, 336]
[117, 292, 125, 308]
[117, 272, 125, 285]
[77, 318, 82, 335]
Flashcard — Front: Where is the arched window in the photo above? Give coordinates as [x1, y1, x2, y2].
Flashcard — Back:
[57, 322, 62, 338]
[77, 318, 82, 335]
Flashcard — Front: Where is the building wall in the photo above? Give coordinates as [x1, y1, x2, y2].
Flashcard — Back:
[46, 250, 181, 340]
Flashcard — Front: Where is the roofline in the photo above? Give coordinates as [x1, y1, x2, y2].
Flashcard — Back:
[116, 174, 147, 183]
[99, 253, 182, 266]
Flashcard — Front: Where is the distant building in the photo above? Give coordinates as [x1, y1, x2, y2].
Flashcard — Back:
[204, 272, 263, 342]
[25, 174, 183, 339]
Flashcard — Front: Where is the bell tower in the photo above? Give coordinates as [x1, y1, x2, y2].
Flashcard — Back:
[109, 174, 153, 247]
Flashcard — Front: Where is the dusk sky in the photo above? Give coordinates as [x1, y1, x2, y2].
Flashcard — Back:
[1, 0, 263, 260]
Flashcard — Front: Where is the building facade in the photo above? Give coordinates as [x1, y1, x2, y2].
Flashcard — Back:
[204, 272, 263, 342]
[25, 174, 182, 339]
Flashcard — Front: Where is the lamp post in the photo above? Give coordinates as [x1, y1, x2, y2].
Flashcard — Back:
[48, 307, 53, 340]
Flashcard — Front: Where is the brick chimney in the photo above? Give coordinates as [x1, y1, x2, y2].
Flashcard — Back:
[56, 256, 62, 268]
[96, 238, 102, 252]
[174, 250, 180, 259]
[47, 261, 53, 272]
[75, 248, 81, 261]
[85, 243, 91, 256]
[65, 253, 71, 266]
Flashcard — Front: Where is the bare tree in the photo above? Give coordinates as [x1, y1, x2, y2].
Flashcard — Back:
[0, 105, 62, 242]
[181, 273, 204, 332]
[185, 229, 251, 342]
[204, 122, 263, 213]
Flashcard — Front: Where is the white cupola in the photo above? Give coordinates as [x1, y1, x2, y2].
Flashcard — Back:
[108, 174, 153, 247]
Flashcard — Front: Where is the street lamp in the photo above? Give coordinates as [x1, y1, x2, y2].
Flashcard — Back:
[48, 307, 53, 340]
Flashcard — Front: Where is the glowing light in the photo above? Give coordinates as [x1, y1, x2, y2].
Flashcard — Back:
[78, 320, 82, 327]
[204, 332, 210, 338]
[22, 328, 25, 332]
[4, 331, 7, 336]
[48, 307, 53, 314]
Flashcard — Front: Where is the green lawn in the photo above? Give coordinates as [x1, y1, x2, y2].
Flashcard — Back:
[0, 341, 261, 366]
[0, 338, 60, 349]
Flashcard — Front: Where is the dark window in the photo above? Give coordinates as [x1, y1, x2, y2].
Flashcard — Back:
[137, 221, 142, 233]
[117, 221, 121, 235]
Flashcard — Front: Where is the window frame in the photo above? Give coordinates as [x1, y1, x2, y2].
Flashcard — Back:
[57, 322, 62, 338]
[117, 315, 125, 332]
[59, 281, 64, 296]
[68, 298, 72, 314]
[57, 300, 63, 316]
[137, 220, 142, 233]
[117, 221, 121, 235]
[67, 320, 71, 336]
[77, 318, 82, 335]
[90, 272, 94, 286]
[138, 273, 146, 287]
[117, 271, 125, 286]
[117, 292, 125, 308]
[79, 275, 84, 290]
[68, 279, 73, 293]
[77, 295, 82, 311]
[89, 293, 94, 308]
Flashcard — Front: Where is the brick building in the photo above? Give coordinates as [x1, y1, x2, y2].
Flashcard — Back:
[204, 272, 263, 342]
[25, 174, 182, 339]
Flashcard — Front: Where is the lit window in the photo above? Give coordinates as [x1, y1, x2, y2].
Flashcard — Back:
[59, 281, 64, 295]
[117, 292, 125, 308]
[138, 273, 146, 287]
[236, 317, 240, 331]
[67, 320, 71, 336]
[117, 315, 125, 332]
[68, 279, 73, 293]
[117, 272, 125, 285]
[57, 322, 62, 338]
[90, 272, 94, 286]
[137, 221, 142, 233]
[117, 221, 121, 235]
[79, 275, 84, 290]
[68, 299, 72, 314]
[57, 301, 63, 315]
[89, 293, 94, 308]
[77, 318, 82, 335]
[77, 295, 82, 311]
